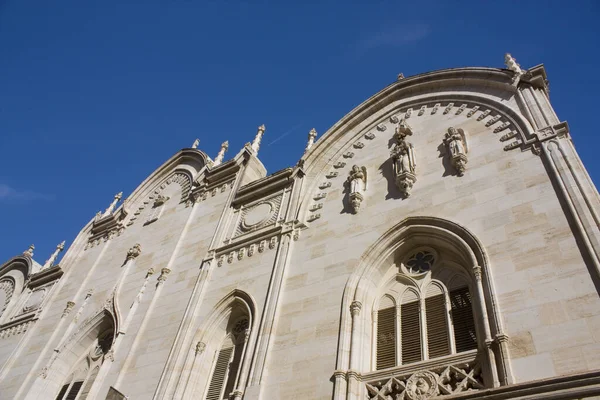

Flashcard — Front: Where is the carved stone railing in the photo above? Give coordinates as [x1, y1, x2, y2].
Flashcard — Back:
[363, 350, 483, 400]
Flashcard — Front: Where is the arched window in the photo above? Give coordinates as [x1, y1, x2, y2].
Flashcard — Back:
[0, 278, 15, 319]
[55, 330, 113, 400]
[374, 249, 477, 371]
[204, 317, 249, 400]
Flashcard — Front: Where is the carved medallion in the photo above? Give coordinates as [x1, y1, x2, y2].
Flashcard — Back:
[405, 371, 439, 400]
[241, 202, 273, 231]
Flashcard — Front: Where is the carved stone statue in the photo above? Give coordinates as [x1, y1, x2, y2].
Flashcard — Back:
[504, 53, 523, 76]
[390, 119, 417, 197]
[347, 165, 367, 213]
[443, 127, 468, 175]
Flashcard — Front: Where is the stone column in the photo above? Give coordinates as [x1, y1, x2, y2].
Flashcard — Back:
[347, 300, 362, 400]
[333, 370, 348, 400]
[245, 232, 293, 397]
[473, 266, 500, 387]
[232, 329, 251, 400]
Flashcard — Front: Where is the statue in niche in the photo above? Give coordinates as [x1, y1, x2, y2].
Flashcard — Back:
[443, 127, 468, 175]
[390, 119, 417, 197]
[347, 165, 367, 213]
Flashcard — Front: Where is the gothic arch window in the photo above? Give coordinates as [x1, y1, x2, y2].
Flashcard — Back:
[0, 278, 15, 319]
[204, 316, 249, 400]
[55, 330, 113, 400]
[374, 248, 478, 371]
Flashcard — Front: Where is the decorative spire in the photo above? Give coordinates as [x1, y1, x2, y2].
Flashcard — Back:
[213, 141, 229, 166]
[43, 241, 65, 269]
[251, 124, 266, 154]
[103, 192, 123, 217]
[397, 73, 405, 80]
[305, 128, 317, 153]
[504, 53, 524, 76]
[23, 244, 35, 257]
[191, 138, 200, 149]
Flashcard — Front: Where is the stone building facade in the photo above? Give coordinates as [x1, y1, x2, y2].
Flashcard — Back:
[1, 55, 600, 399]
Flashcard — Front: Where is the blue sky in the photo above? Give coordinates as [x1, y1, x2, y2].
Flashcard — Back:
[1, 0, 599, 263]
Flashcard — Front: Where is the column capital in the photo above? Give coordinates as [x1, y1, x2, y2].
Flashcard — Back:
[473, 265, 483, 281]
[350, 300, 362, 317]
[495, 333, 510, 344]
[157, 267, 171, 284]
[195, 341, 206, 355]
[126, 243, 142, 260]
[62, 301, 76, 318]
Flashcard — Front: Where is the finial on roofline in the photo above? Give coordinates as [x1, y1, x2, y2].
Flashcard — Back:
[251, 124, 266, 154]
[23, 244, 34, 257]
[213, 141, 229, 166]
[191, 139, 200, 149]
[43, 241, 66, 269]
[305, 128, 317, 153]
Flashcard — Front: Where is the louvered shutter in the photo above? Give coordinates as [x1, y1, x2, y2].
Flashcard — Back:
[400, 301, 421, 364]
[78, 366, 99, 400]
[223, 343, 245, 397]
[55, 384, 69, 400]
[425, 294, 451, 358]
[376, 307, 396, 370]
[64, 381, 83, 400]
[205, 346, 234, 400]
[450, 287, 477, 352]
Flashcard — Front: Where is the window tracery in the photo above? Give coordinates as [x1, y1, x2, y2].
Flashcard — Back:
[204, 316, 250, 400]
[54, 331, 113, 400]
[0, 279, 15, 319]
[374, 249, 477, 372]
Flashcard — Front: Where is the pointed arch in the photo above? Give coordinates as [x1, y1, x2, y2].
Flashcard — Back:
[0, 256, 32, 323]
[335, 216, 511, 400]
[32, 309, 116, 399]
[298, 67, 539, 222]
[174, 289, 257, 400]
[121, 148, 209, 226]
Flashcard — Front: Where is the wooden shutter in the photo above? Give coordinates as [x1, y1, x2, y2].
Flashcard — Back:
[450, 287, 477, 352]
[426, 294, 451, 358]
[376, 307, 396, 370]
[64, 381, 83, 400]
[205, 346, 234, 400]
[223, 343, 244, 397]
[400, 301, 421, 364]
[55, 384, 69, 400]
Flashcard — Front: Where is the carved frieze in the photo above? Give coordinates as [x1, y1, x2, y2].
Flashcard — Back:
[466, 106, 480, 117]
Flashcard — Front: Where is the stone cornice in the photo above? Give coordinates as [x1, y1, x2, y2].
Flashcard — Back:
[28, 265, 63, 289]
[233, 167, 294, 206]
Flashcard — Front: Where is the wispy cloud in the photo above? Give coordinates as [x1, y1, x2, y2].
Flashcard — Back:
[267, 123, 303, 146]
[0, 184, 54, 202]
[355, 23, 430, 56]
